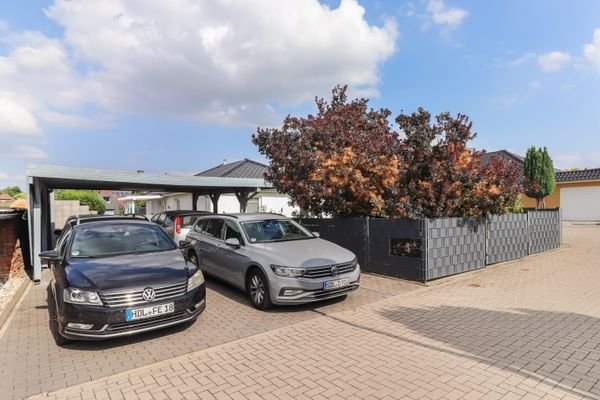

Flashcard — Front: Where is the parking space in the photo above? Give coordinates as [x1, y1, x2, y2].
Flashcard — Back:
[24, 224, 600, 400]
[0, 270, 419, 399]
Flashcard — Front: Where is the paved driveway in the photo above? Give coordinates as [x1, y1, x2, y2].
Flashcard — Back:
[0, 265, 417, 399]
[4, 223, 600, 400]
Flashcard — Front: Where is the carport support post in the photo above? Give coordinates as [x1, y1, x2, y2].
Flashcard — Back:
[192, 192, 200, 211]
[209, 193, 220, 213]
[235, 190, 249, 213]
[30, 178, 50, 284]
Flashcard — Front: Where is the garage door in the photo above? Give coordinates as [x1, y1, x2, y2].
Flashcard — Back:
[561, 186, 600, 221]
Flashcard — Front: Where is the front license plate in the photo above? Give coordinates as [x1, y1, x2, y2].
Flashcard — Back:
[126, 303, 174, 321]
[323, 278, 350, 290]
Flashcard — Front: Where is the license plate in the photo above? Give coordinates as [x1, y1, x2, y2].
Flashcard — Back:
[323, 278, 350, 290]
[126, 303, 174, 321]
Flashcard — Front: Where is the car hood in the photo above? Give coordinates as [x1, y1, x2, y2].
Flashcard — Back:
[66, 249, 190, 292]
[250, 238, 356, 268]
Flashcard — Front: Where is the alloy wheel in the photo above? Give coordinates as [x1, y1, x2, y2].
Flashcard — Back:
[250, 275, 264, 305]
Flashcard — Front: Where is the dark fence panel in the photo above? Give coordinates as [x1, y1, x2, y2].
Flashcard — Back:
[425, 217, 486, 281]
[297, 218, 368, 270]
[528, 210, 561, 254]
[486, 213, 528, 264]
[368, 218, 424, 280]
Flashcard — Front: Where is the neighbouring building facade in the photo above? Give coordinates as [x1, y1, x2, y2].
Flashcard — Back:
[98, 190, 131, 215]
[145, 159, 299, 217]
[483, 150, 600, 221]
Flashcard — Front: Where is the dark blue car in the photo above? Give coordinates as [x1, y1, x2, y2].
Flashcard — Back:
[41, 215, 206, 345]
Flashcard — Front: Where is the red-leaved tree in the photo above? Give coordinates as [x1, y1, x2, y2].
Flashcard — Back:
[254, 86, 523, 218]
[252, 86, 400, 217]
[393, 108, 522, 217]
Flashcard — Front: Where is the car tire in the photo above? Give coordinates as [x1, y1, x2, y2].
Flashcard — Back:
[49, 290, 70, 347]
[246, 268, 272, 310]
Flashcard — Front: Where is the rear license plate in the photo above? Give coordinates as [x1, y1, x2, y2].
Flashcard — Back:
[323, 278, 350, 290]
[126, 303, 174, 321]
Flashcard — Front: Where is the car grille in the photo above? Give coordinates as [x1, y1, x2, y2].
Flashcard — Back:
[302, 260, 357, 279]
[99, 281, 188, 307]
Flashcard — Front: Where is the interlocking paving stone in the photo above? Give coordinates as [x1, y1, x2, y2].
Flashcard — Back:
[0, 263, 417, 399]
[6, 224, 600, 399]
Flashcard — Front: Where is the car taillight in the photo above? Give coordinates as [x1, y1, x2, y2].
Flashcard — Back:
[175, 216, 181, 234]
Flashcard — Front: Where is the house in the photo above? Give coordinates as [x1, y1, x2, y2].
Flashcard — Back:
[483, 150, 600, 221]
[0, 193, 14, 209]
[145, 159, 299, 217]
[98, 190, 131, 215]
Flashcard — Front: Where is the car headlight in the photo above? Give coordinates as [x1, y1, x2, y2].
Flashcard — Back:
[63, 288, 103, 306]
[271, 265, 307, 278]
[187, 270, 205, 292]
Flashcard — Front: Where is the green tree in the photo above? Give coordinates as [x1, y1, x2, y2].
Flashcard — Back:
[55, 189, 106, 214]
[523, 146, 556, 209]
[1, 186, 25, 199]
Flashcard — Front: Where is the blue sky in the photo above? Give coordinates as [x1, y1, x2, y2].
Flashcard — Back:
[1, 0, 599, 189]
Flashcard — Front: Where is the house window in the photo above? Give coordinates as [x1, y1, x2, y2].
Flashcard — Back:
[103, 196, 111, 203]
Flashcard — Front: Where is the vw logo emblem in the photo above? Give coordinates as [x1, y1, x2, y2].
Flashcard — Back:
[142, 288, 156, 302]
[330, 266, 338, 276]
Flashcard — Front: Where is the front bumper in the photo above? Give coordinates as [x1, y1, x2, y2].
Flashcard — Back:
[269, 265, 361, 305]
[57, 284, 206, 340]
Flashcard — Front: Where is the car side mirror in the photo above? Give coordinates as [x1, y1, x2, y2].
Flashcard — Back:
[39, 250, 61, 262]
[178, 240, 191, 248]
[53, 229, 62, 236]
[224, 238, 241, 248]
[312, 232, 321, 238]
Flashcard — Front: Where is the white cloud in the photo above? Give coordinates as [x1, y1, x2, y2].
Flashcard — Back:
[426, 0, 468, 30]
[0, 92, 42, 136]
[537, 51, 571, 72]
[14, 145, 47, 159]
[584, 28, 600, 73]
[490, 94, 520, 108]
[493, 52, 535, 69]
[5, 0, 396, 128]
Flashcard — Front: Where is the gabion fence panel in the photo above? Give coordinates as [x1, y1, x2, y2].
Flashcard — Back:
[528, 210, 562, 254]
[486, 213, 529, 264]
[424, 217, 486, 281]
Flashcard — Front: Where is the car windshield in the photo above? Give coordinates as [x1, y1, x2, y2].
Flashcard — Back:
[70, 223, 176, 258]
[241, 219, 315, 243]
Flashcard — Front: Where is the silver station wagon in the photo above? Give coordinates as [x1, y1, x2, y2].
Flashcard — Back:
[183, 213, 360, 309]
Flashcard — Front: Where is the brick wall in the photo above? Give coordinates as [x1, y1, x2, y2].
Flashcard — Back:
[0, 212, 20, 281]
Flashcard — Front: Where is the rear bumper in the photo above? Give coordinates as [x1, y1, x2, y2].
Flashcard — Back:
[58, 284, 206, 341]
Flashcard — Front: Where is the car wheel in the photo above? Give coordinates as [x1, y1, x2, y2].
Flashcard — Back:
[247, 269, 272, 310]
[49, 291, 70, 346]
[188, 251, 199, 267]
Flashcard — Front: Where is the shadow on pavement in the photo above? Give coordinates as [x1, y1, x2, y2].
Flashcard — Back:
[318, 305, 600, 399]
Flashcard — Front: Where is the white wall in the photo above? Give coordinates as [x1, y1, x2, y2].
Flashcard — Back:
[147, 192, 299, 217]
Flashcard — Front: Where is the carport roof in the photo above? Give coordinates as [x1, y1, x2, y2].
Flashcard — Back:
[26, 164, 272, 192]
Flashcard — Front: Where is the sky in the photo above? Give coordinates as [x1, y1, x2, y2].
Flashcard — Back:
[1, 0, 599, 189]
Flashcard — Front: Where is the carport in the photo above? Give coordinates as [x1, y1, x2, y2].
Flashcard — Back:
[26, 164, 272, 283]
